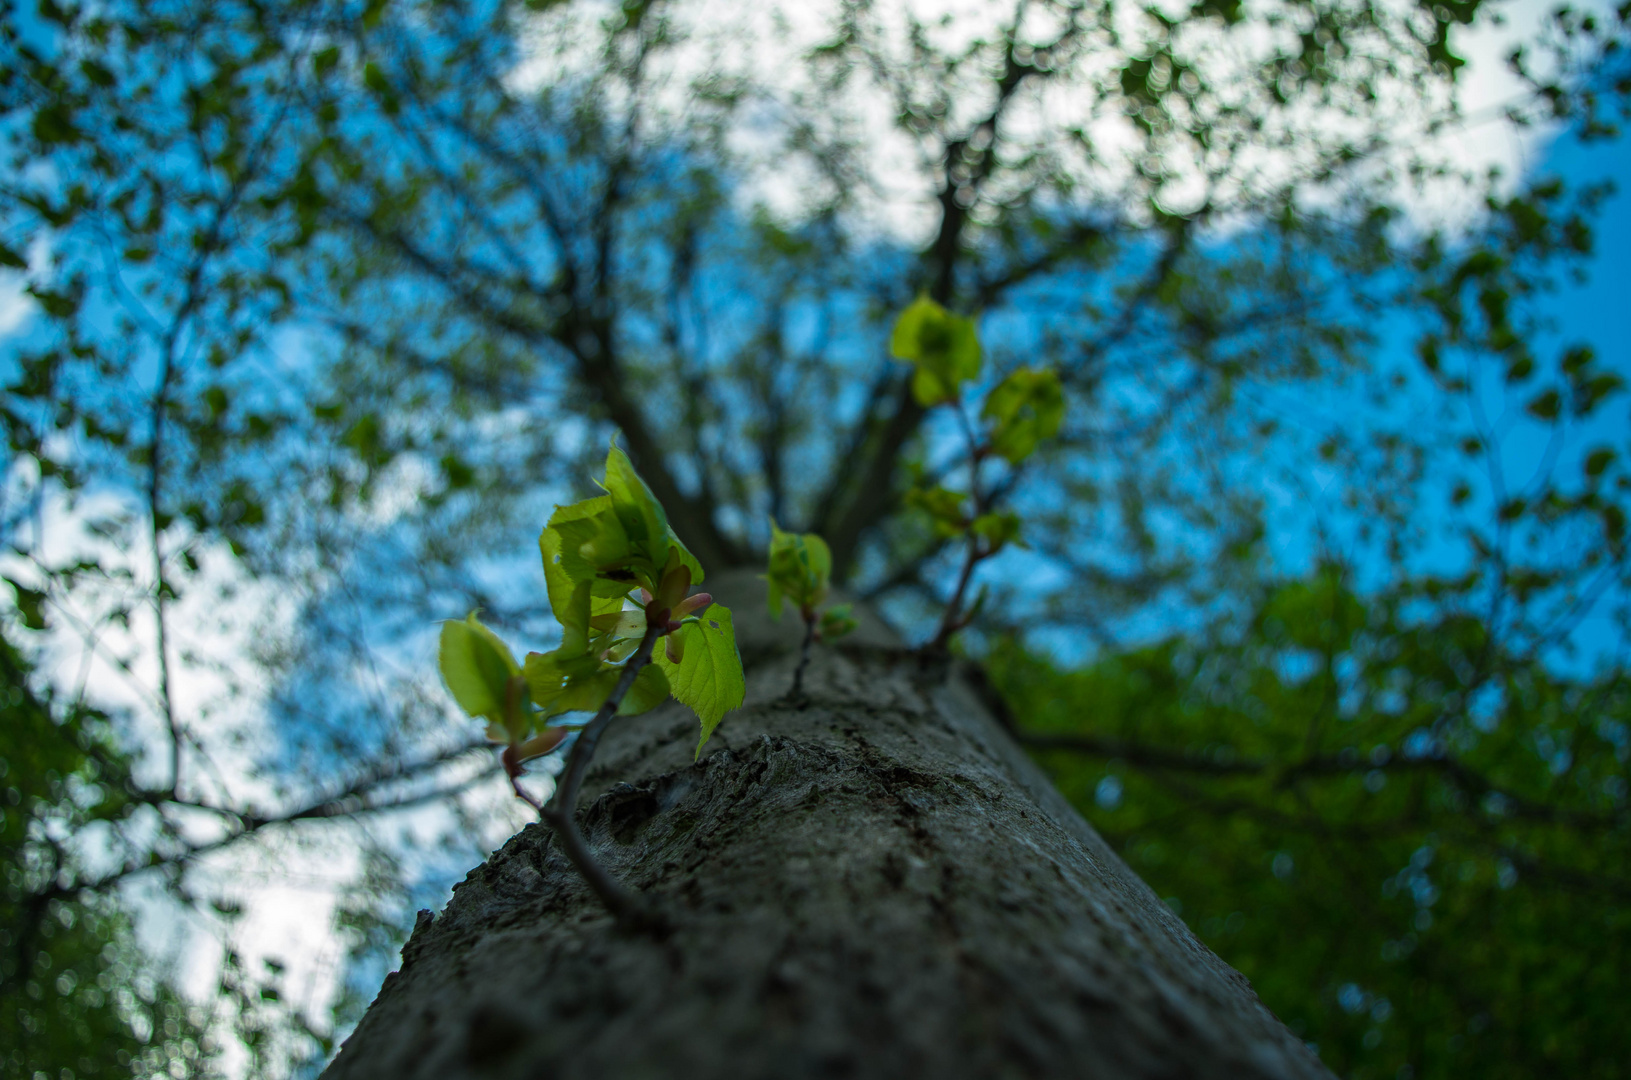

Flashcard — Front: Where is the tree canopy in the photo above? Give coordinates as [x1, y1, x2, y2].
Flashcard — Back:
[0, 0, 1628, 1075]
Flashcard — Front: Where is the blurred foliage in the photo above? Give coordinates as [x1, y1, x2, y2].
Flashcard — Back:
[0, 627, 203, 1077]
[0, 0, 1627, 1074]
[991, 565, 1630, 1079]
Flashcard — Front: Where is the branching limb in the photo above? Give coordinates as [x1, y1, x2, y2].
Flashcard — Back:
[34, 738, 493, 905]
[1012, 728, 1628, 831]
[813, 15, 1052, 574]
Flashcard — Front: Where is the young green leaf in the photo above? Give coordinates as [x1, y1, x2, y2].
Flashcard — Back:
[603, 445, 673, 561]
[619, 662, 673, 716]
[589, 606, 648, 640]
[439, 612, 527, 739]
[521, 644, 638, 718]
[550, 662, 670, 718]
[890, 296, 981, 406]
[971, 511, 1023, 551]
[523, 646, 596, 716]
[819, 603, 858, 640]
[656, 603, 745, 756]
[548, 494, 638, 590]
[524, 614, 672, 720]
[538, 525, 577, 616]
[546, 445, 705, 596]
[905, 486, 970, 537]
[765, 520, 832, 618]
[543, 563, 627, 657]
[982, 368, 1065, 463]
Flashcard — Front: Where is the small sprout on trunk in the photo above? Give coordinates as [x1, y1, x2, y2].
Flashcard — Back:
[765, 521, 853, 698]
[436, 443, 744, 928]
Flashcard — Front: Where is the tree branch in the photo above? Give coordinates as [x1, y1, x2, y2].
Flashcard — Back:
[815, 13, 1058, 576]
[38, 738, 493, 903]
[540, 621, 665, 931]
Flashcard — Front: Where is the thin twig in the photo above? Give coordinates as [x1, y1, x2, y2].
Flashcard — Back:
[29, 739, 492, 905]
[930, 542, 984, 651]
[539, 620, 665, 930]
[140, 64, 295, 799]
[504, 746, 546, 815]
[789, 610, 817, 699]
[928, 401, 988, 652]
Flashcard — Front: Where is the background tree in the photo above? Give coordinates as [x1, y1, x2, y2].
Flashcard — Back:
[0, 626, 204, 1077]
[991, 568, 1631, 1079]
[0, 0, 1627, 1075]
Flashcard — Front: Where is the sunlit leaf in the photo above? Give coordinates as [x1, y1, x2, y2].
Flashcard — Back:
[548, 446, 703, 595]
[549, 495, 637, 591]
[603, 444, 674, 565]
[523, 645, 607, 717]
[524, 649, 671, 719]
[438, 612, 526, 737]
[540, 527, 623, 647]
[657, 603, 744, 755]
[620, 662, 671, 715]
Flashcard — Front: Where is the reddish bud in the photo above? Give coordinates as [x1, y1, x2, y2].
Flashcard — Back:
[656, 563, 692, 613]
[514, 728, 568, 762]
[677, 592, 712, 617]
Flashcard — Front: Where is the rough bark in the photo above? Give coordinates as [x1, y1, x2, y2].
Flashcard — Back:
[324, 572, 1331, 1080]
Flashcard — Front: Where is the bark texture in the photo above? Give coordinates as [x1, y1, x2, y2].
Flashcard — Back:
[324, 572, 1331, 1080]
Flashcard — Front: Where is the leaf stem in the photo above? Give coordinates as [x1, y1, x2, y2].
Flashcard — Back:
[538, 619, 664, 930]
[930, 543, 985, 652]
[789, 608, 817, 699]
[929, 399, 989, 652]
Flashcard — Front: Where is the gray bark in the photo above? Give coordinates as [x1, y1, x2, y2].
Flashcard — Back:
[324, 571, 1331, 1080]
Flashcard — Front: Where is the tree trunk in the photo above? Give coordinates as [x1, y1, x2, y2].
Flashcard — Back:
[323, 572, 1330, 1080]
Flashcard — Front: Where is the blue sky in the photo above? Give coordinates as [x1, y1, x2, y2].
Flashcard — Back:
[1544, 134, 1629, 370]
[1519, 128, 1631, 664]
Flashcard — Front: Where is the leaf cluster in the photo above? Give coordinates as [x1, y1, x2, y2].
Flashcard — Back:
[438, 446, 744, 759]
[991, 568, 1631, 1080]
[890, 297, 1065, 645]
[765, 521, 855, 641]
